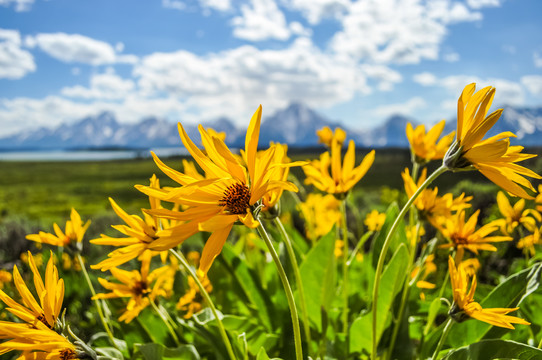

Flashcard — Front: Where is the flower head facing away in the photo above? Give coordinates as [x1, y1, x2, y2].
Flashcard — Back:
[303, 134, 375, 196]
[93, 251, 175, 323]
[26, 208, 90, 251]
[448, 256, 530, 329]
[494, 191, 541, 236]
[136, 106, 303, 273]
[444, 83, 541, 199]
[406, 120, 455, 164]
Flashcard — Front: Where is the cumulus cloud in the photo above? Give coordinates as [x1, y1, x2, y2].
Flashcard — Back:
[372, 96, 427, 118]
[413, 72, 437, 86]
[231, 0, 292, 41]
[0, 28, 36, 79]
[521, 75, 542, 96]
[330, 0, 483, 64]
[283, 0, 350, 24]
[61, 69, 136, 99]
[25, 33, 138, 65]
[0, 0, 34, 12]
[361, 64, 402, 91]
[134, 37, 370, 123]
[466, 0, 501, 9]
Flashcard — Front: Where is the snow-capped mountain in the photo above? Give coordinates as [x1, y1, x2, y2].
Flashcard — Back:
[1, 104, 541, 151]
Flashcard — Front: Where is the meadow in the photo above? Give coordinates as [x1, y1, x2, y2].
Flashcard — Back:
[1, 115, 542, 359]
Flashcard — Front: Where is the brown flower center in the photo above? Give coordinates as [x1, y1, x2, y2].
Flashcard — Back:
[133, 280, 149, 296]
[60, 349, 78, 360]
[452, 235, 469, 245]
[219, 183, 251, 215]
[36, 313, 54, 329]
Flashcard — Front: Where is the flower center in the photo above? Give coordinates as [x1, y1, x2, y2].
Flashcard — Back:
[36, 313, 54, 329]
[133, 280, 149, 296]
[219, 183, 251, 215]
[452, 235, 469, 245]
[60, 349, 78, 360]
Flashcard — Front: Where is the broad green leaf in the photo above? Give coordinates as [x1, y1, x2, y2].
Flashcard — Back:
[95, 347, 125, 360]
[298, 229, 337, 332]
[222, 315, 280, 356]
[256, 346, 283, 360]
[220, 245, 275, 330]
[447, 262, 541, 347]
[349, 244, 409, 355]
[443, 339, 542, 360]
[134, 343, 200, 360]
[370, 202, 407, 270]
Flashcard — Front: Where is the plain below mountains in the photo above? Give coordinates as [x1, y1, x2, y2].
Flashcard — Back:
[1, 103, 541, 151]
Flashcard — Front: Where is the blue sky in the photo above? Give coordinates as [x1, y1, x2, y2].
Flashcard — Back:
[1, 0, 541, 137]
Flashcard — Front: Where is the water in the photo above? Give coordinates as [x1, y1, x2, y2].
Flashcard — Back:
[0, 147, 189, 161]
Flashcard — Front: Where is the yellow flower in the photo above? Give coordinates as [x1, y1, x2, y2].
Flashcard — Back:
[411, 254, 437, 300]
[298, 193, 341, 240]
[177, 269, 212, 319]
[317, 126, 346, 147]
[206, 127, 226, 142]
[444, 83, 541, 199]
[258, 142, 294, 212]
[303, 136, 375, 196]
[91, 175, 197, 271]
[0, 325, 76, 359]
[493, 191, 541, 235]
[0, 270, 11, 289]
[93, 251, 175, 323]
[364, 210, 386, 232]
[517, 227, 541, 257]
[448, 256, 530, 329]
[438, 209, 512, 262]
[26, 208, 90, 250]
[402, 168, 472, 228]
[137, 106, 303, 273]
[536, 185, 542, 212]
[0, 251, 64, 332]
[406, 120, 455, 164]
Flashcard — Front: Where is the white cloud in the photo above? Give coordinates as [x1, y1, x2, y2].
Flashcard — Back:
[283, 0, 350, 25]
[289, 22, 312, 37]
[134, 37, 370, 123]
[330, 0, 483, 64]
[200, 0, 231, 11]
[466, 0, 501, 9]
[413, 72, 437, 86]
[0, 0, 34, 12]
[25, 33, 138, 65]
[162, 0, 186, 11]
[231, 0, 291, 41]
[61, 70, 136, 99]
[431, 75, 525, 106]
[0, 29, 36, 79]
[521, 75, 542, 96]
[0, 94, 188, 136]
[361, 64, 402, 91]
[372, 96, 427, 118]
[443, 52, 460, 62]
[534, 52, 542, 68]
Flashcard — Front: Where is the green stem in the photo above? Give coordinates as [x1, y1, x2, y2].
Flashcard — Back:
[76, 253, 118, 349]
[431, 318, 454, 360]
[169, 249, 237, 360]
[257, 223, 303, 360]
[347, 232, 373, 266]
[340, 200, 349, 338]
[371, 165, 447, 359]
[386, 222, 421, 360]
[150, 298, 181, 347]
[274, 217, 313, 353]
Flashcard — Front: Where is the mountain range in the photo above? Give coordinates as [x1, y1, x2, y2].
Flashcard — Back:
[1, 103, 541, 151]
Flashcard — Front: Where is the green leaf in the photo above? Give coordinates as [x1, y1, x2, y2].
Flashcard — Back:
[96, 347, 125, 360]
[298, 229, 337, 332]
[220, 245, 275, 330]
[349, 243, 409, 354]
[256, 346, 283, 360]
[222, 315, 280, 356]
[370, 202, 407, 270]
[443, 339, 542, 360]
[134, 343, 200, 360]
[447, 263, 541, 347]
